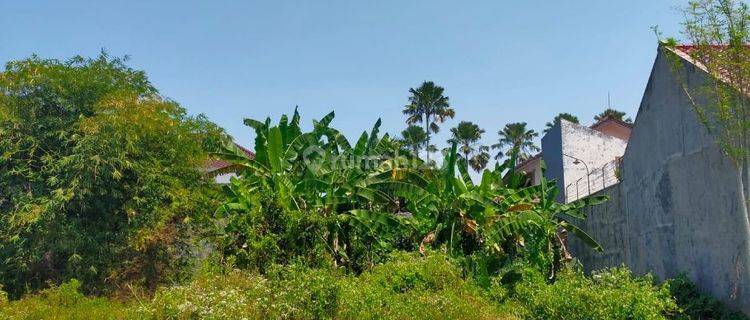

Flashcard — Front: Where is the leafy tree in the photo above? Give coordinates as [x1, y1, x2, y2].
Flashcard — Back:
[448, 121, 490, 172]
[400, 125, 429, 156]
[492, 122, 540, 161]
[594, 108, 632, 123]
[402, 81, 455, 162]
[215, 109, 423, 271]
[544, 113, 580, 133]
[669, 0, 750, 232]
[0, 54, 225, 297]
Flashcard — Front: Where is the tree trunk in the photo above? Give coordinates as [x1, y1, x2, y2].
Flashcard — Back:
[742, 161, 750, 226]
[425, 114, 431, 163]
[735, 163, 750, 313]
[465, 150, 470, 172]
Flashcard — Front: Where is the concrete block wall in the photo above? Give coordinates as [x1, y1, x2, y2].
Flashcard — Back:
[568, 45, 750, 314]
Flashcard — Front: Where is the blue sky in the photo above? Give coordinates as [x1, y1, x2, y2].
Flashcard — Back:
[1, 1, 685, 160]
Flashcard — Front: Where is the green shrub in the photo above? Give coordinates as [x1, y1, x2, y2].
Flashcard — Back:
[506, 267, 679, 320]
[336, 252, 516, 320]
[0, 280, 134, 320]
[141, 271, 272, 319]
[140, 253, 514, 320]
[665, 274, 747, 320]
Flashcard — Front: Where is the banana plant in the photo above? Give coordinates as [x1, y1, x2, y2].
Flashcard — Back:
[214, 109, 427, 269]
[405, 143, 606, 275]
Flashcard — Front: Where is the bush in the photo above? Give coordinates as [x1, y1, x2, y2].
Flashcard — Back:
[665, 274, 747, 320]
[3, 253, 742, 320]
[0, 280, 134, 320]
[504, 266, 679, 320]
[141, 252, 513, 320]
[336, 252, 515, 320]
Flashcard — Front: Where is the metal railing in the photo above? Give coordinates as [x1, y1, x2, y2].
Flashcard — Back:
[565, 158, 621, 203]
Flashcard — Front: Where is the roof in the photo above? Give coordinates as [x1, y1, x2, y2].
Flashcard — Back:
[590, 115, 633, 130]
[205, 143, 255, 172]
[667, 43, 750, 92]
[515, 153, 542, 171]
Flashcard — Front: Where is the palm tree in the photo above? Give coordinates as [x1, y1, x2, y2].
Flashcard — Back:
[449, 121, 490, 172]
[544, 113, 579, 133]
[403, 81, 455, 162]
[400, 125, 428, 156]
[492, 122, 540, 160]
[594, 108, 632, 123]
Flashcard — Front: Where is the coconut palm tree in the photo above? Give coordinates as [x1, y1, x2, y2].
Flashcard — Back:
[544, 113, 580, 133]
[403, 81, 455, 162]
[594, 108, 632, 123]
[400, 125, 428, 156]
[492, 122, 540, 160]
[449, 121, 490, 172]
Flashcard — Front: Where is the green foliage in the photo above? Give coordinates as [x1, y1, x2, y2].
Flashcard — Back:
[665, 274, 748, 319]
[402, 81, 455, 162]
[492, 122, 540, 160]
[215, 109, 422, 272]
[4, 253, 700, 320]
[132, 252, 514, 320]
[594, 108, 633, 123]
[448, 121, 490, 172]
[0, 54, 226, 297]
[0, 280, 135, 320]
[336, 252, 512, 320]
[503, 266, 680, 320]
[544, 112, 580, 133]
[675, 0, 750, 209]
[399, 124, 429, 156]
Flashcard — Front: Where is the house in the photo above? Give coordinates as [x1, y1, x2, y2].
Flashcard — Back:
[567, 43, 750, 314]
[517, 116, 631, 202]
[204, 143, 255, 183]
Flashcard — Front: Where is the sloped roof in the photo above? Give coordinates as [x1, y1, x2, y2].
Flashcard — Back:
[590, 115, 633, 130]
[667, 43, 750, 91]
[205, 143, 255, 172]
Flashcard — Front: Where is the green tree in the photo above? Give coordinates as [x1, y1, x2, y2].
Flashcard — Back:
[670, 0, 750, 231]
[594, 108, 632, 123]
[544, 113, 580, 133]
[492, 122, 540, 160]
[400, 125, 429, 156]
[0, 54, 225, 297]
[448, 121, 490, 172]
[402, 81, 455, 162]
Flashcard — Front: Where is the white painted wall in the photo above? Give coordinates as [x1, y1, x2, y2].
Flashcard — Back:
[559, 120, 627, 202]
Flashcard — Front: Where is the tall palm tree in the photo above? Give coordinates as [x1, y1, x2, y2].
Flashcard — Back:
[403, 81, 455, 162]
[594, 108, 632, 124]
[400, 125, 428, 156]
[492, 122, 540, 160]
[544, 113, 579, 133]
[449, 121, 490, 172]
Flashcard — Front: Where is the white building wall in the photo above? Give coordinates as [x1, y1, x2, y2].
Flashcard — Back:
[547, 120, 628, 202]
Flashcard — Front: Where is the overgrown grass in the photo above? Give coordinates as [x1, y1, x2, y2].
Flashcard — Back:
[5, 252, 736, 320]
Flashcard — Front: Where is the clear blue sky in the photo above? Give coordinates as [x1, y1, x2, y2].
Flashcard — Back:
[1, 1, 685, 159]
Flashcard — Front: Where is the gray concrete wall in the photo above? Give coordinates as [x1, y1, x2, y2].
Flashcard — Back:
[542, 124, 565, 202]
[569, 45, 750, 314]
[568, 184, 629, 272]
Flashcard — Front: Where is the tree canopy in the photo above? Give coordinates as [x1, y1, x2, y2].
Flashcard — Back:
[594, 108, 632, 124]
[448, 121, 490, 172]
[0, 54, 225, 297]
[544, 113, 580, 133]
[492, 122, 540, 161]
[402, 81, 455, 161]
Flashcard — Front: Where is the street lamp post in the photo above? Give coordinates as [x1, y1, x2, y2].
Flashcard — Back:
[563, 153, 591, 200]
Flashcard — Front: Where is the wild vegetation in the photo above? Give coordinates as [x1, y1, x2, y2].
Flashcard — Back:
[1, 1, 748, 318]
